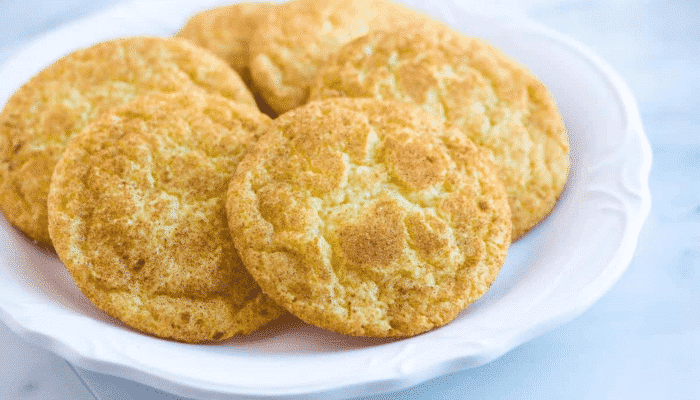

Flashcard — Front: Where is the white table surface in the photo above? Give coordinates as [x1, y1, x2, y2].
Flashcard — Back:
[1, 1, 698, 399]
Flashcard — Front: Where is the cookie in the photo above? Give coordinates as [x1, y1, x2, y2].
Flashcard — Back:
[176, 2, 274, 86]
[226, 98, 511, 337]
[309, 24, 570, 240]
[0, 36, 256, 245]
[47, 92, 284, 342]
[249, 0, 437, 114]
[176, 2, 278, 116]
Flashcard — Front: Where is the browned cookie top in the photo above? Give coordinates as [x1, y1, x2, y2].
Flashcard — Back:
[310, 24, 570, 239]
[227, 98, 511, 337]
[48, 92, 283, 343]
[0, 36, 256, 244]
[176, 2, 275, 87]
[249, 0, 437, 114]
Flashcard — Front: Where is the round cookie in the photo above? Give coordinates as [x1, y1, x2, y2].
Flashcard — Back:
[176, 2, 275, 87]
[226, 98, 512, 337]
[0, 36, 256, 245]
[48, 92, 284, 343]
[249, 0, 438, 114]
[309, 24, 570, 240]
[175, 2, 278, 116]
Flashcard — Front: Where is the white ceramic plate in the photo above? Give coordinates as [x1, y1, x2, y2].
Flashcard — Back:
[0, 1, 652, 398]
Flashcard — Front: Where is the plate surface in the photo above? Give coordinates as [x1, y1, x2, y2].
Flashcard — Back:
[0, 0, 652, 398]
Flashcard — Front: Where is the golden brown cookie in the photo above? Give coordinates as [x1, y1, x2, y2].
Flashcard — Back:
[249, 0, 438, 114]
[0, 36, 256, 245]
[175, 2, 278, 116]
[227, 98, 511, 337]
[48, 92, 284, 343]
[309, 24, 570, 240]
[176, 2, 274, 86]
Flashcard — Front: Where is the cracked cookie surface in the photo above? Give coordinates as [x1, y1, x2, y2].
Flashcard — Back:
[48, 92, 283, 343]
[249, 0, 436, 114]
[227, 98, 511, 337]
[0, 36, 256, 245]
[309, 24, 569, 240]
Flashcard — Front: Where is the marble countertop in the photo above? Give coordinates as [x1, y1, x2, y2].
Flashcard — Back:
[1, 1, 698, 399]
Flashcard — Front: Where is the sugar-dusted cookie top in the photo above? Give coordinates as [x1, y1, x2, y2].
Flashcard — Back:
[249, 0, 436, 114]
[310, 24, 569, 240]
[176, 2, 275, 87]
[227, 98, 511, 337]
[48, 92, 283, 343]
[0, 36, 256, 245]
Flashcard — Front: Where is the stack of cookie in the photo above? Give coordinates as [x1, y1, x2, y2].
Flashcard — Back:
[0, 0, 568, 342]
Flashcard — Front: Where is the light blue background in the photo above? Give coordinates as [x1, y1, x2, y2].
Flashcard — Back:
[0, 1, 698, 399]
